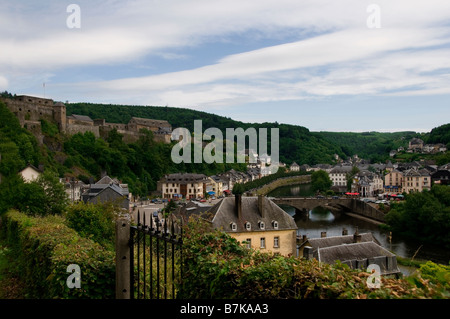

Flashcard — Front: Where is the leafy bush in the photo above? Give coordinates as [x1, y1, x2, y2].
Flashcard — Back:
[179, 217, 450, 299]
[0, 210, 115, 299]
[418, 261, 450, 290]
[65, 202, 118, 250]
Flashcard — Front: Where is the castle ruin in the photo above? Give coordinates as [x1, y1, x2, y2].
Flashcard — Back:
[0, 95, 172, 144]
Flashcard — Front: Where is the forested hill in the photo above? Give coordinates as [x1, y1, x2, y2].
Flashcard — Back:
[66, 102, 344, 165]
[66, 102, 441, 164]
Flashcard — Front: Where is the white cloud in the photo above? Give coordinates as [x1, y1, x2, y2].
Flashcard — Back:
[2, 0, 450, 133]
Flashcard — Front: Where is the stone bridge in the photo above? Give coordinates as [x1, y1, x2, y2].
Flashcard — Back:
[271, 197, 385, 223]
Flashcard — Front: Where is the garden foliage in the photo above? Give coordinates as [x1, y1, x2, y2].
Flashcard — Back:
[179, 217, 450, 299]
[0, 210, 115, 299]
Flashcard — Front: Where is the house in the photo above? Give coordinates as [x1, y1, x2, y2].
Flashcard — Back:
[352, 170, 383, 197]
[173, 200, 214, 224]
[329, 165, 353, 191]
[402, 168, 431, 193]
[208, 195, 298, 256]
[19, 164, 42, 183]
[290, 162, 300, 172]
[81, 175, 130, 210]
[384, 169, 403, 193]
[158, 173, 209, 199]
[431, 169, 450, 185]
[60, 177, 85, 202]
[300, 229, 400, 276]
[408, 138, 424, 152]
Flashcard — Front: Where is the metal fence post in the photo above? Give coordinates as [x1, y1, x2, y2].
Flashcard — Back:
[116, 218, 131, 299]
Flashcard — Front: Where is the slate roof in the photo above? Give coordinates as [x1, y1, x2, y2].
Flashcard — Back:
[305, 233, 381, 252]
[210, 196, 297, 233]
[317, 242, 400, 275]
[83, 183, 129, 198]
[129, 117, 171, 128]
[164, 173, 208, 182]
[68, 114, 94, 122]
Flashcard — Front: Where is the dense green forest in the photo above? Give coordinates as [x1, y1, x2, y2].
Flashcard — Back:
[67, 102, 421, 165]
[66, 102, 346, 165]
[66, 102, 450, 165]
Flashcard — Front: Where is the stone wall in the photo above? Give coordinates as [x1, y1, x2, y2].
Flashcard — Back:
[65, 124, 100, 137]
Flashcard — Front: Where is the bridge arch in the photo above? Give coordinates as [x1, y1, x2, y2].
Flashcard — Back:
[271, 197, 385, 223]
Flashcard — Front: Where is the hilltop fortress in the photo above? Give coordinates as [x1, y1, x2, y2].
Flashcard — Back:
[0, 95, 172, 144]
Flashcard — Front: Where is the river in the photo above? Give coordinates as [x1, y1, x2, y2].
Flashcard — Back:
[268, 183, 450, 269]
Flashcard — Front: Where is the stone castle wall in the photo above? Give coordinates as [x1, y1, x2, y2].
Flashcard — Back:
[1, 95, 172, 144]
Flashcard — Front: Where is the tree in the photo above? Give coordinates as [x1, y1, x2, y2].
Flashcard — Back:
[11, 170, 69, 216]
[232, 183, 245, 195]
[385, 185, 450, 248]
[311, 170, 332, 193]
[34, 170, 69, 215]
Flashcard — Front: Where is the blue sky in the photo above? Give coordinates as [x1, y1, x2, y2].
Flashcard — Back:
[1, 0, 450, 132]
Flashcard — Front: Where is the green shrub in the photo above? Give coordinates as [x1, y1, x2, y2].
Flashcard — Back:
[64, 202, 118, 250]
[0, 210, 115, 299]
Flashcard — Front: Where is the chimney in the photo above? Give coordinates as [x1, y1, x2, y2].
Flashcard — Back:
[302, 235, 307, 242]
[321, 231, 327, 238]
[235, 194, 242, 220]
[342, 228, 348, 236]
[258, 195, 264, 218]
[353, 227, 362, 243]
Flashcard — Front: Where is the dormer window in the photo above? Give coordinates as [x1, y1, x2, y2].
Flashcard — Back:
[230, 222, 237, 231]
[245, 222, 251, 231]
[258, 221, 265, 230]
[272, 220, 279, 230]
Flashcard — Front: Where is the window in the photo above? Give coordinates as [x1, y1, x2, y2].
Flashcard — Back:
[260, 238, 265, 249]
[272, 220, 278, 230]
[258, 221, 265, 230]
[245, 238, 251, 249]
[274, 236, 280, 248]
[230, 222, 237, 231]
[245, 222, 251, 231]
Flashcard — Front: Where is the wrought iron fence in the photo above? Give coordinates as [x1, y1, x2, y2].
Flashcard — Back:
[129, 210, 183, 299]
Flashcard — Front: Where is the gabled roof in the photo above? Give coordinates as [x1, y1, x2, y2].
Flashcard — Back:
[96, 175, 120, 185]
[210, 196, 297, 232]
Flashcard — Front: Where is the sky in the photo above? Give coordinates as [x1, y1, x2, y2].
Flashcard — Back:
[1, 0, 450, 132]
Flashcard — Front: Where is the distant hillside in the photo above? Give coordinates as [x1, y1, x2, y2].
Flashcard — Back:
[316, 131, 420, 163]
[425, 123, 450, 147]
[66, 102, 343, 165]
[67, 102, 450, 165]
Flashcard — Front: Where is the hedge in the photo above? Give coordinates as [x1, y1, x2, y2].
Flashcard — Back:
[0, 210, 115, 299]
[179, 217, 450, 299]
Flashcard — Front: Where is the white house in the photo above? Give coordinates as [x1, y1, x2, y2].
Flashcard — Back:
[19, 164, 42, 183]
